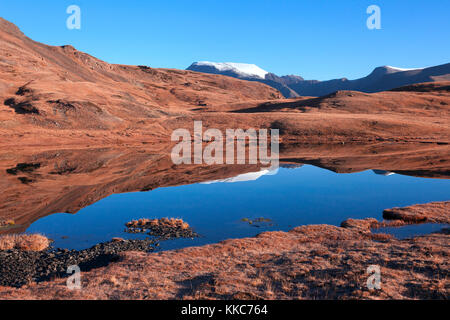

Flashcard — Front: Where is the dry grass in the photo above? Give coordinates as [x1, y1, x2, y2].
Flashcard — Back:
[383, 201, 450, 224]
[0, 202, 448, 300]
[340, 218, 407, 231]
[0, 219, 15, 228]
[0, 234, 49, 251]
[0, 223, 448, 300]
[126, 218, 190, 230]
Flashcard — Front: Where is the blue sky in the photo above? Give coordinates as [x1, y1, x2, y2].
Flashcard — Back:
[1, 0, 449, 80]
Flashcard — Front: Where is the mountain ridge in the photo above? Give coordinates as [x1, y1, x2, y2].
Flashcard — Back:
[0, 17, 449, 152]
[187, 61, 450, 98]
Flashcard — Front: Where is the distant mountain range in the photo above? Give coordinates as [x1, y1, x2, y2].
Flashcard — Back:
[187, 61, 450, 98]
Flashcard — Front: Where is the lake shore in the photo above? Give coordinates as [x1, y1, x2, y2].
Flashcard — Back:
[0, 16, 448, 301]
[0, 201, 448, 300]
[0, 141, 448, 234]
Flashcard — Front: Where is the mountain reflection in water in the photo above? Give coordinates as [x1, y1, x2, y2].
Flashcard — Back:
[0, 142, 448, 250]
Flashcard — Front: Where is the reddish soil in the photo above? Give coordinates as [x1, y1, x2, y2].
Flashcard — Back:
[0, 202, 447, 300]
[0, 17, 449, 150]
[0, 18, 448, 300]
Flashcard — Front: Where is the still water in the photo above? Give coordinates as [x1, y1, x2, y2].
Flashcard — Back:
[26, 165, 450, 250]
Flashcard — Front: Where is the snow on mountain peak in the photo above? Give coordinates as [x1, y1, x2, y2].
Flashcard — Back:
[192, 61, 269, 79]
[384, 66, 424, 72]
[200, 168, 277, 184]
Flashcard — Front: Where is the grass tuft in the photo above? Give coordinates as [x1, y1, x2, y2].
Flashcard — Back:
[0, 234, 50, 251]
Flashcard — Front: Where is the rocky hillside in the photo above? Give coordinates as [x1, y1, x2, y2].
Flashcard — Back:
[0, 18, 282, 132]
[0, 18, 448, 151]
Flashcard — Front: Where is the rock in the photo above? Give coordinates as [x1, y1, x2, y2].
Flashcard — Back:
[0, 238, 156, 288]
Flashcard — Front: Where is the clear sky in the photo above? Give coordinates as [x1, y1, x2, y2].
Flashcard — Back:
[1, 0, 449, 80]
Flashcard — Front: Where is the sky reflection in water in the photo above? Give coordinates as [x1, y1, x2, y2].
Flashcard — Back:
[27, 165, 450, 250]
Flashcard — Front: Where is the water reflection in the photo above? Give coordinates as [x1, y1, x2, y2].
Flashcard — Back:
[24, 164, 450, 250]
[0, 142, 448, 250]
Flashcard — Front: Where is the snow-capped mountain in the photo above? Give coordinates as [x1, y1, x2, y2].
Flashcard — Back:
[384, 66, 425, 72]
[200, 168, 277, 184]
[187, 61, 300, 98]
[187, 61, 450, 98]
[188, 61, 269, 79]
[372, 170, 396, 176]
[287, 63, 450, 97]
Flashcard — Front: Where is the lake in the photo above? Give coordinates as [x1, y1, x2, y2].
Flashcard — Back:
[25, 164, 450, 251]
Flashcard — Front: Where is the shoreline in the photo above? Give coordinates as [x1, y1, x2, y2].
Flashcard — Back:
[0, 141, 448, 235]
[0, 201, 448, 300]
[0, 15, 448, 302]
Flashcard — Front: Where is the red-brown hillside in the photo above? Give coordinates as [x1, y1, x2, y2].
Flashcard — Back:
[1, 18, 449, 150]
[0, 17, 281, 133]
